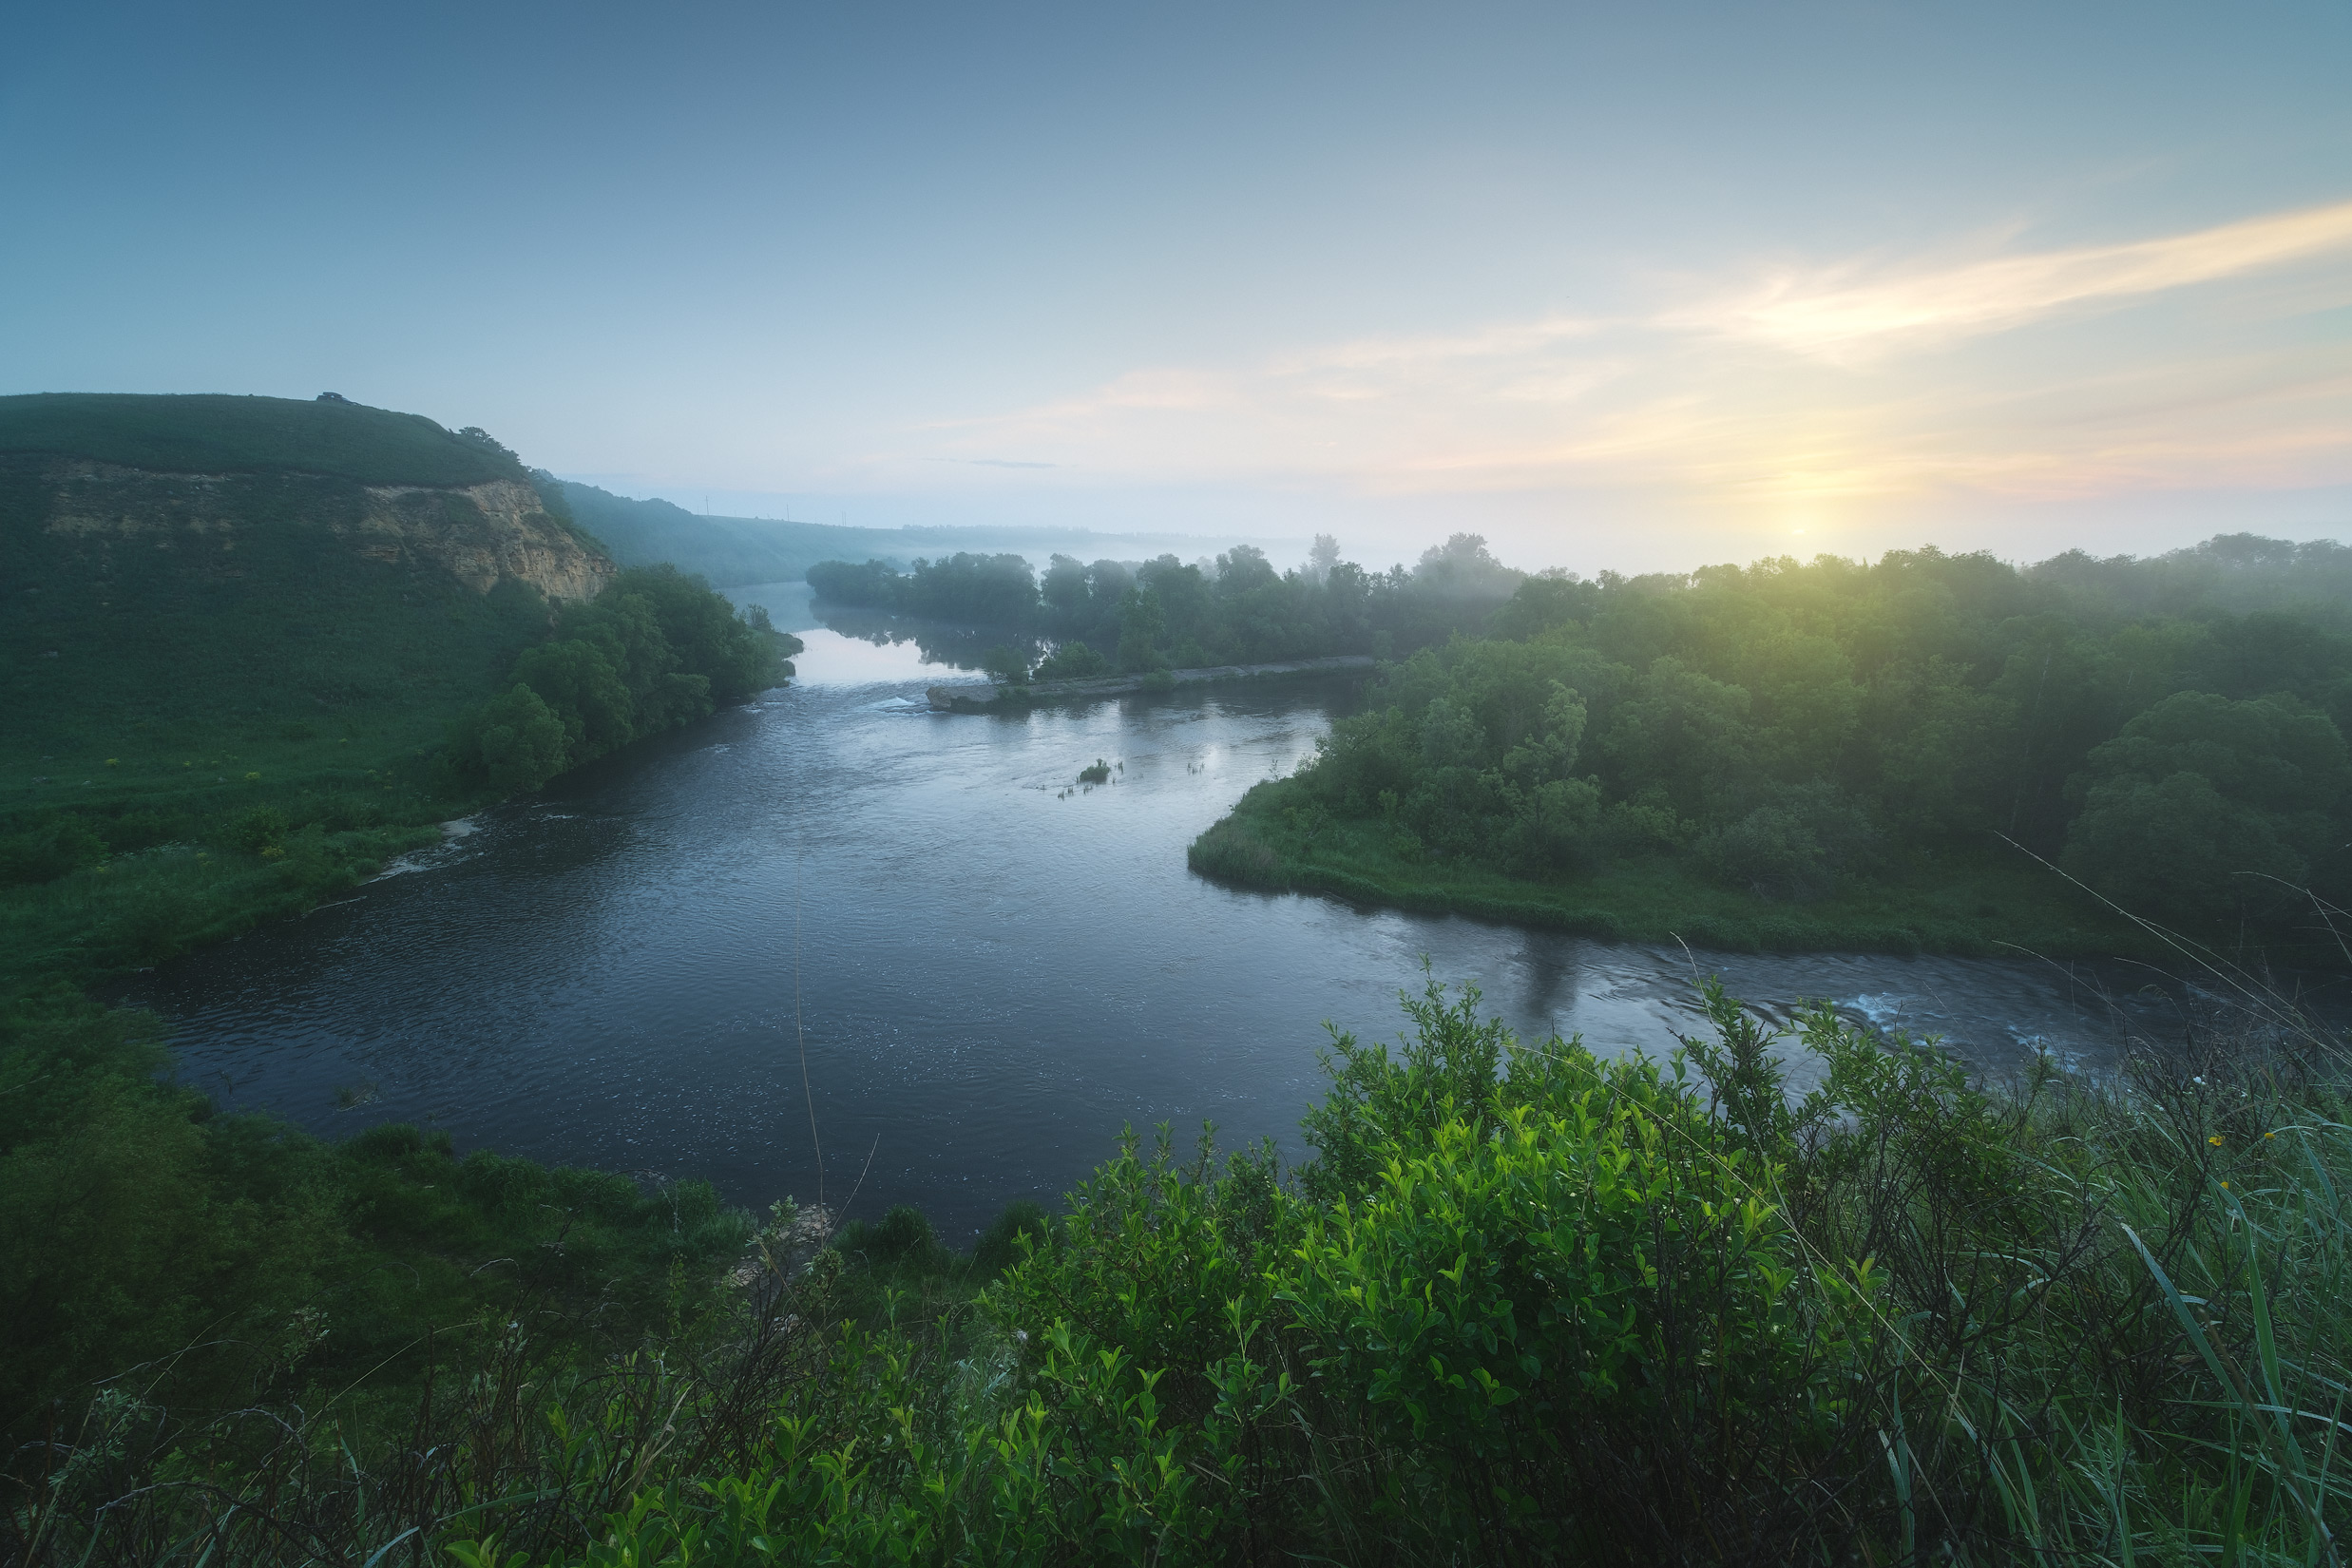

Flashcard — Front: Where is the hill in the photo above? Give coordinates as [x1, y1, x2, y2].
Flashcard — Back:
[559, 478, 1299, 586]
[0, 392, 527, 488]
[3, 394, 615, 795]
[0, 393, 785, 994]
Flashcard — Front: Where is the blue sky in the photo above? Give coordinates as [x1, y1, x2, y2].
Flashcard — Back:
[5, 1, 2348, 572]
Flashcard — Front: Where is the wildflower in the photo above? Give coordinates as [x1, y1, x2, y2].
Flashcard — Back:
[2208, 1135, 2224, 1147]
[2265, 1131, 2275, 1139]
[2220, 1181, 2229, 1190]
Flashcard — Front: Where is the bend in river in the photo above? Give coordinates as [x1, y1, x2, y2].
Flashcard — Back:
[124, 583, 2350, 1241]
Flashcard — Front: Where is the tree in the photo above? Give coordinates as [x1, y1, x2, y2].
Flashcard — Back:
[1116, 588, 1168, 673]
[2060, 690, 2349, 923]
[474, 684, 569, 792]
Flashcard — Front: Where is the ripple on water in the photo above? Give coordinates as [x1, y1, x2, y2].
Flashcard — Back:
[124, 668, 2350, 1235]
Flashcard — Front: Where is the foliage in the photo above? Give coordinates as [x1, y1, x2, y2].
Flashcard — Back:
[0, 392, 526, 488]
[2062, 690, 2351, 924]
[11, 976, 2352, 1566]
[1209, 543, 2352, 959]
[809, 533, 1528, 673]
[1032, 639, 1107, 680]
[444, 565, 796, 789]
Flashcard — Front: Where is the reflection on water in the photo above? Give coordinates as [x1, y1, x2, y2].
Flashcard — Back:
[724, 579, 1035, 684]
[123, 584, 2350, 1240]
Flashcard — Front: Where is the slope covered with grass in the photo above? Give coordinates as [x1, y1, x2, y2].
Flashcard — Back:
[0, 392, 525, 487]
[2, 397, 800, 1537]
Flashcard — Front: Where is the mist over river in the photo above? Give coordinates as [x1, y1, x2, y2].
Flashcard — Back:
[124, 584, 2348, 1241]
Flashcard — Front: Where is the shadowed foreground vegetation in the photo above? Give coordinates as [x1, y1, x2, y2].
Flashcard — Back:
[12, 974, 2350, 1566]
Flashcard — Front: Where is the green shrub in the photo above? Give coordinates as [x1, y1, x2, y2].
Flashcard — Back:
[0, 816, 106, 887]
[226, 804, 291, 852]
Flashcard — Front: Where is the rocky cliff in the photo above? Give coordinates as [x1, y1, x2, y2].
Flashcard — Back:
[27, 458, 616, 607]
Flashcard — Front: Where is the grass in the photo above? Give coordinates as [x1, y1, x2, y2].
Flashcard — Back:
[1, 410, 574, 993]
[0, 392, 523, 488]
[1193, 776, 2170, 959]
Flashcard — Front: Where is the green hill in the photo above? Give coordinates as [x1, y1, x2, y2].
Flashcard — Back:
[0, 392, 526, 488]
[3, 395, 615, 858]
[560, 478, 1293, 587]
[0, 393, 798, 996]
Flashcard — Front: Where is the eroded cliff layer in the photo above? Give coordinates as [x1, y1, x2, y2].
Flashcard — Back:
[26, 459, 615, 607]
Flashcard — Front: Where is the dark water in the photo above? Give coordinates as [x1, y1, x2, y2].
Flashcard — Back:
[125, 584, 2347, 1241]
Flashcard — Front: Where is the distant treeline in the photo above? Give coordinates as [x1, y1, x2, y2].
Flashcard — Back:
[1195, 534, 2352, 949]
[808, 533, 1525, 676]
[447, 564, 799, 794]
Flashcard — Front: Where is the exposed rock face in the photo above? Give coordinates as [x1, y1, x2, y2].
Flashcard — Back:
[351, 479, 615, 602]
[29, 459, 617, 606]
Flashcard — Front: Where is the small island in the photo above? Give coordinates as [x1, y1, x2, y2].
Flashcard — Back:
[927, 654, 1376, 711]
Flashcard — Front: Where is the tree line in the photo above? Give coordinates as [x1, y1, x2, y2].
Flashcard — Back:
[807, 533, 1525, 679]
[1262, 536, 2351, 939]
[446, 564, 799, 793]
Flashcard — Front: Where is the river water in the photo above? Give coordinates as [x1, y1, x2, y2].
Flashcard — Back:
[124, 584, 2346, 1240]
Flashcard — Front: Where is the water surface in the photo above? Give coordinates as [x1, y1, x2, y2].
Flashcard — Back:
[129, 585, 2341, 1239]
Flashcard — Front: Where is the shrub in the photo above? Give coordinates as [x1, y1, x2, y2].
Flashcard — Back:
[0, 816, 107, 887]
[227, 804, 291, 852]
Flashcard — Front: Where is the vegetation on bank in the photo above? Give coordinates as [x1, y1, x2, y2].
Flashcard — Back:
[809, 531, 1525, 672]
[14, 974, 2349, 1565]
[1194, 539, 2352, 964]
[4, 392, 798, 994]
[2, 399, 802, 1539]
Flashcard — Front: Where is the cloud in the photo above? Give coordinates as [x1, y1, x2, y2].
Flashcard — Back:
[915, 199, 2352, 521]
[1674, 199, 2352, 359]
[929, 457, 1062, 468]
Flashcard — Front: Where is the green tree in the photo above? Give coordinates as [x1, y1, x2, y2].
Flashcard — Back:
[474, 683, 569, 792]
[1116, 588, 1168, 673]
[2061, 691, 2349, 923]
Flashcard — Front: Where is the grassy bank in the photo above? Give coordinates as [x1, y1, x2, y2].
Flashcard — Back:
[13, 974, 2346, 1565]
[1, 396, 812, 1533]
[1193, 774, 2159, 959]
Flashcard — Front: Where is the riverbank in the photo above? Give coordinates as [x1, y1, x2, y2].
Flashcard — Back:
[1191, 776, 2168, 960]
[927, 653, 1374, 711]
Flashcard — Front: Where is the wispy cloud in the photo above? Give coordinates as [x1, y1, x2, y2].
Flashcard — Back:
[929, 456, 1063, 468]
[1674, 199, 2352, 359]
[914, 201, 2352, 526]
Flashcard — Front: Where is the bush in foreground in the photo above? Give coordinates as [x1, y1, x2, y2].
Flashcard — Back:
[12, 976, 2350, 1565]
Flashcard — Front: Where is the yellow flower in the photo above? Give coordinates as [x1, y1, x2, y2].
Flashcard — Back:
[2220, 1181, 2230, 1189]
[2208, 1135, 2224, 1147]
[2265, 1131, 2275, 1139]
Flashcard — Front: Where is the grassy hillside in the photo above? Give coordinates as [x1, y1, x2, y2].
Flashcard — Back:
[0, 392, 526, 487]
[1, 397, 592, 993]
[2, 398, 801, 1529]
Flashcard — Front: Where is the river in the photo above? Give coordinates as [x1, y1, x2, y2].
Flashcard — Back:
[123, 583, 2344, 1241]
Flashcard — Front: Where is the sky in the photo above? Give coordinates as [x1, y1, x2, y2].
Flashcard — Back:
[4, 0, 2348, 576]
